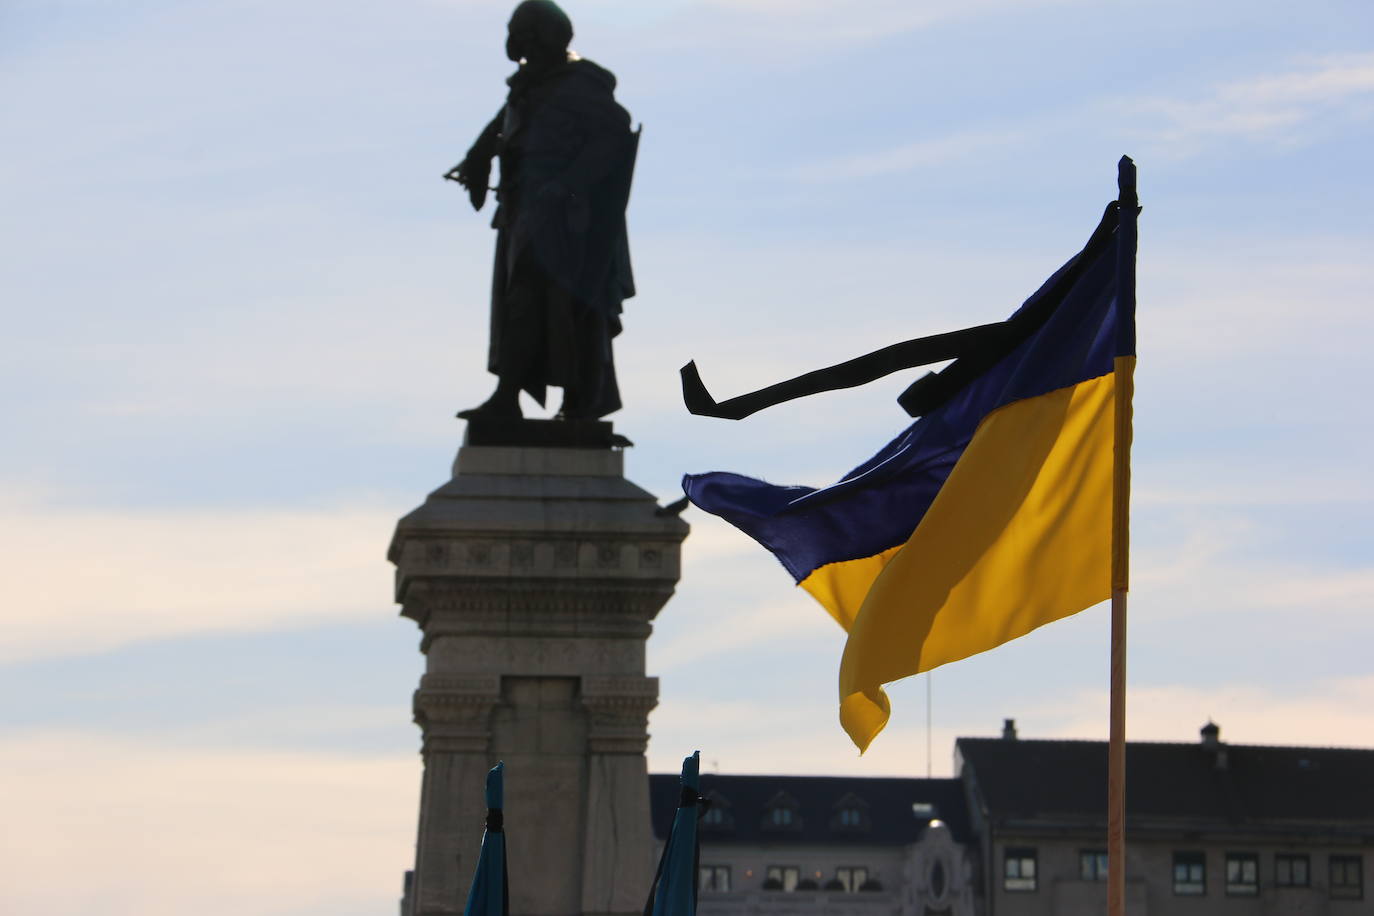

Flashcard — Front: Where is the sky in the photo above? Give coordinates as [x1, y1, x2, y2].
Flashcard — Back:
[3, 0, 1373, 913]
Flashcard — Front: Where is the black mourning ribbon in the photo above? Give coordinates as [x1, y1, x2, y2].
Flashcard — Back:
[680, 201, 1121, 421]
[485, 808, 504, 833]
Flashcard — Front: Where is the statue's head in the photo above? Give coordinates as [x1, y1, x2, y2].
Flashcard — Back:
[506, 1, 573, 64]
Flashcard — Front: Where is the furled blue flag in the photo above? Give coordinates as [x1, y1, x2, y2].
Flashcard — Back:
[683, 160, 1138, 753]
[463, 762, 509, 916]
[644, 751, 701, 916]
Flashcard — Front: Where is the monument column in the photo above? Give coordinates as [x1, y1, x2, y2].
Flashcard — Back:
[390, 426, 688, 916]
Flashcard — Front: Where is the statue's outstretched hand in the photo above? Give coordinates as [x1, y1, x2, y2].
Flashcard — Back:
[444, 158, 489, 211]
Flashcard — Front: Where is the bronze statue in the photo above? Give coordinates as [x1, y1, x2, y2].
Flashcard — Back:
[448, 0, 638, 422]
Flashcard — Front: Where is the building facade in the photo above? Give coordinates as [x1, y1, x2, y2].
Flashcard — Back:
[650, 723, 1374, 916]
[957, 722, 1373, 916]
[648, 774, 978, 916]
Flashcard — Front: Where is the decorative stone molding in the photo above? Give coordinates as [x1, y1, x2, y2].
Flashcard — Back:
[413, 673, 502, 755]
[902, 821, 975, 916]
[424, 636, 645, 678]
[582, 676, 658, 754]
[582, 674, 659, 696]
[407, 580, 675, 614]
[394, 536, 684, 594]
[418, 673, 503, 694]
[403, 581, 675, 647]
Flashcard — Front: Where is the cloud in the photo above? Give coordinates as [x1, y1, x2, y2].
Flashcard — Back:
[1211, 52, 1374, 107]
[783, 52, 1374, 182]
[169, 703, 407, 748]
[0, 732, 417, 916]
[0, 496, 399, 663]
[544, 0, 1091, 68]
[1038, 675, 1374, 748]
[649, 694, 963, 777]
[1141, 245, 1374, 374]
[648, 675, 1374, 781]
[649, 514, 837, 673]
[1128, 506, 1374, 622]
[786, 127, 1029, 182]
[1129, 52, 1374, 157]
[651, 590, 834, 672]
[687, 0, 1077, 49]
[1137, 476, 1374, 509]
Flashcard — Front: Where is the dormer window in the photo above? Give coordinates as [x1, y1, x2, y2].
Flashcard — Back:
[762, 792, 802, 832]
[830, 793, 871, 832]
[700, 791, 734, 830]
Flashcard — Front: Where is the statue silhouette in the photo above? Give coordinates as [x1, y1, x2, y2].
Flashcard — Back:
[448, 0, 638, 422]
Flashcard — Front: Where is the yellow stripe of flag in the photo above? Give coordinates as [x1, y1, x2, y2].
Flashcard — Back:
[833, 362, 1128, 752]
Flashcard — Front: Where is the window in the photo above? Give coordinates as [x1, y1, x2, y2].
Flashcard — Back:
[765, 866, 800, 892]
[698, 866, 730, 893]
[830, 792, 870, 832]
[835, 867, 869, 893]
[1331, 856, 1363, 900]
[699, 791, 733, 830]
[1079, 850, 1108, 882]
[1276, 854, 1309, 887]
[1003, 848, 1037, 892]
[930, 861, 947, 898]
[762, 792, 801, 832]
[1226, 853, 1259, 896]
[1173, 852, 1206, 895]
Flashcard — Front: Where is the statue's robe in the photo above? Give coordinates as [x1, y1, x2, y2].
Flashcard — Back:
[485, 57, 636, 418]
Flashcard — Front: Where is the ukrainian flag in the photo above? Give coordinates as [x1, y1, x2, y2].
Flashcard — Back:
[683, 162, 1137, 752]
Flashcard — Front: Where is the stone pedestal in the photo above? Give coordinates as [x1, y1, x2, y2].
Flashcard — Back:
[390, 438, 688, 916]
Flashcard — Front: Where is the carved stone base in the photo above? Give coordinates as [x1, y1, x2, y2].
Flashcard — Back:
[392, 440, 687, 916]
